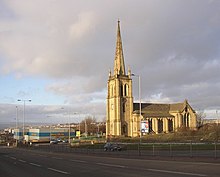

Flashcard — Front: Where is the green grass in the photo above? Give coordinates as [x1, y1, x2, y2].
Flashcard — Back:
[70, 126, 220, 151]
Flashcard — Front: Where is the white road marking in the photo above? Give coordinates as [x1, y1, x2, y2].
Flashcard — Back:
[29, 162, 41, 167]
[185, 162, 220, 166]
[96, 162, 126, 168]
[48, 167, 69, 175]
[10, 156, 16, 160]
[52, 157, 63, 160]
[38, 155, 47, 157]
[19, 159, 26, 163]
[70, 159, 86, 163]
[147, 168, 207, 177]
[129, 158, 220, 166]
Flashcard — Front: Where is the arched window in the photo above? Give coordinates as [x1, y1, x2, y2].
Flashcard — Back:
[168, 119, 173, 132]
[120, 84, 123, 96]
[158, 119, 163, 133]
[149, 119, 153, 133]
[183, 113, 189, 127]
[123, 125, 127, 134]
[124, 84, 128, 96]
[123, 102, 126, 112]
[110, 85, 113, 97]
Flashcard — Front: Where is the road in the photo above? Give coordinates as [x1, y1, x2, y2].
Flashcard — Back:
[0, 146, 219, 177]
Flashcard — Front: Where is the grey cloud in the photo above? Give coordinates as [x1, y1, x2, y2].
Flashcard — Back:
[0, 0, 220, 122]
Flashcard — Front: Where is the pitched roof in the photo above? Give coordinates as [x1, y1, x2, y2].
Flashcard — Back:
[133, 101, 190, 118]
[133, 103, 173, 118]
[169, 103, 185, 112]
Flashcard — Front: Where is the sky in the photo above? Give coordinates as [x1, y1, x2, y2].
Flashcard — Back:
[0, 0, 220, 128]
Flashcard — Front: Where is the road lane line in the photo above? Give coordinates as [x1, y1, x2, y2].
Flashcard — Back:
[19, 159, 26, 163]
[129, 158, 220, 166]
[29, 162, 41, 167]
[52, 157, 63, 160]
[48, 167, 69, 175]
[39, 155, 47, 157]
[96, 162, 126, 168]
[10, 156, 16, 160]
[70, 159, 86, 163]
[147, 168, 207, 177]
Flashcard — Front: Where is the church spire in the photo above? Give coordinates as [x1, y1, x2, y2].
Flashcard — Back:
[114, 20, 126, 76]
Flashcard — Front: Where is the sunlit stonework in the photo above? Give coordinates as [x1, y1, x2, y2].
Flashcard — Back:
[106, 21, 197, 137]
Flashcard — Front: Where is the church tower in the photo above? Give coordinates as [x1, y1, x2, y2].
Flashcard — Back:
[106, 21, 133, 137]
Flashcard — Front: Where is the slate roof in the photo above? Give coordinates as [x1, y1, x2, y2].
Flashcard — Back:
[170, 103, 185, 112]
[133, 102, 186, 118]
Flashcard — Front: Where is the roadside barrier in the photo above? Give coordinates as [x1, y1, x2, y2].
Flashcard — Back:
[17, 141, 220, 159]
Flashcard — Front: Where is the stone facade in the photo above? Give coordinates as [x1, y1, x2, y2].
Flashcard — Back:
[106, 21, 197, 137]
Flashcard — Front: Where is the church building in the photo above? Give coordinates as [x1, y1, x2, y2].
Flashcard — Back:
[106, 21, 197, 137]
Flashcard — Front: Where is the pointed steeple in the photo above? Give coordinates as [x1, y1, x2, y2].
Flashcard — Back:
[114, 20, 126, 76]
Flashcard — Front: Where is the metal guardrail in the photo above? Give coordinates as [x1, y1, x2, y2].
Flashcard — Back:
[17, 142, 220, 159]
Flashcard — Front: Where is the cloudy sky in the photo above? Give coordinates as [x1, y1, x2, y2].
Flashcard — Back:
[0, 0, 220, 127]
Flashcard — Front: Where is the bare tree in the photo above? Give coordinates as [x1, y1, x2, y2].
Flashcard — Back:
[196, 111, 206, 129]
[80, 116, 97, 135]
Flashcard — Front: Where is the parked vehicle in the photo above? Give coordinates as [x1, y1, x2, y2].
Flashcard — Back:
[50, 139, 58, 144]
[57, 138, 62, 143]
[62, 139, 68, 143]
[104, 142, 122, 151]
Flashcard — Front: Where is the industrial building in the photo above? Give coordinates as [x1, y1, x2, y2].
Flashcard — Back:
[14, 127, 75, 143]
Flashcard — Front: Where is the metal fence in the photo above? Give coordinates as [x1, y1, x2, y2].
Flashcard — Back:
[17, 142, 220, 159]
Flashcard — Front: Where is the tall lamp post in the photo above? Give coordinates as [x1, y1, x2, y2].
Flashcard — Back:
[47, 115, 52, 142]
[15, 106, 18, 145]
[74, 112, 81, 139]
[15, 106, 18, 131]
[85, 119, 87, 138]
[61, 107, 71, 144]
[131, 74, 142, 142]
[17, 99, 31, 139]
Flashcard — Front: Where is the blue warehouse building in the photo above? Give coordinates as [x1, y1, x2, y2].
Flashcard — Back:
[14, 128, 76, 143]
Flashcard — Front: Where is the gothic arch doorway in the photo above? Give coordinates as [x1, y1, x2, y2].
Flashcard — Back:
[148, 119, 153, 133]
[168, 119, 173, 132]
[183, 113, 189, 127]
[122, 124, 128, 136]
[158, 119, 163, 133]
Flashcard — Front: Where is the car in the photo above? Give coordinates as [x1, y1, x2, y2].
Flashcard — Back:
[57, 138, 62, 143]
[62, 139, 68, 143]
[104, 142, 122, 151]
[50, 139, 58, 144]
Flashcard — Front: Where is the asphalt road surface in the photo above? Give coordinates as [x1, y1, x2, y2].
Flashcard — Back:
[0, 146, 219, 177]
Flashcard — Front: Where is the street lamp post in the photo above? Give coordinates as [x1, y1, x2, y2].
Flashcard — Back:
[131, 74, 142, 142]
[78, 120, 81, 138]
[61, 107, 71, 144]
[15, 106, 18, 146]
[74, 112, 81, 139]
[97, 123, 100, 137]
[47, 115, 52, 142]
[85, 119, 87, 138]
[17, 99, 31, 140]
[16, 106, 18, 131]
[68, 111, 70, 144]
